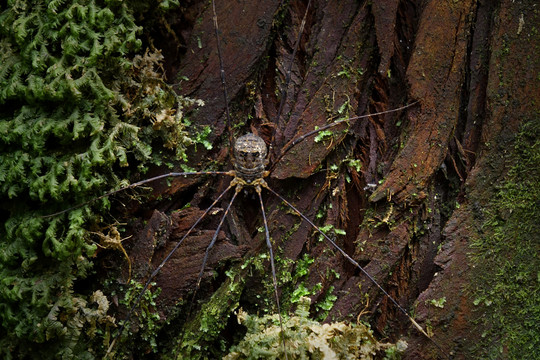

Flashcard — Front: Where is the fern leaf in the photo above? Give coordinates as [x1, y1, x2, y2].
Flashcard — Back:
[47, 0, 66, 15]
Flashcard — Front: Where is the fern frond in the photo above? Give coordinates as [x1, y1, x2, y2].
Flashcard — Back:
[47, 0, 67, 15]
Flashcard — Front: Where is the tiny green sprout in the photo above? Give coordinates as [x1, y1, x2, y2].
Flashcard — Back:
[314, 129, 334, 143]
[291, 282, 325, 304]
[425, 320, 434, 338]
[294, 254, 315, 279]
[179, 202, 192, 210]
[315, 286, 337, 313]
[347, 158, 362, 172]
[180, 164, 196, 172]
[225, 269, 235, 280]
[426, 297, 446, 308]
[312, 282, 323, 293]
[317, 224, 346, 242]
[194, 125, 213, 150]
[337, 99, 350, 115]
[319, 224, 333, 234]
[291, 283, 311, 303]
[337, 65, 351, 78]
[328, 267, 341, 280]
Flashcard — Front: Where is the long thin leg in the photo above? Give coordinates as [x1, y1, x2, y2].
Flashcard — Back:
[105, 183, 234, 357]
[211, 0, 234, 158]
[190, 186, 240, 304]
[267, 102, 418, 175]
[270, 0, 312, 157]
[264, 185, 450, 359]
[257, 187, 289, 360]
[44, 170, 233, 217]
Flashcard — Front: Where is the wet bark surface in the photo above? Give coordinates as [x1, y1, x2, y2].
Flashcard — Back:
[103, 0, 539, 358]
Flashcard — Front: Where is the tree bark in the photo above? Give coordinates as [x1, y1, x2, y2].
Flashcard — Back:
[115, 0, 539, 358]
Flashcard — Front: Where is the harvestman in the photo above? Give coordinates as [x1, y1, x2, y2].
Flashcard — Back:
[48, 0, 448, 358]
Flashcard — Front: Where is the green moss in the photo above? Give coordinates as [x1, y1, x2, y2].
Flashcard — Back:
[175, 249, 337, 359]
[469, 119, 540, 359]
[108, 280, 162, 358]
[224, 297, 406, 360]
[0, 1, 203, 358]
[176, 268, 246, 360]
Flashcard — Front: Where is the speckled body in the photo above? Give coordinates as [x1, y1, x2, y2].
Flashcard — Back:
[233, 133, 268, 183]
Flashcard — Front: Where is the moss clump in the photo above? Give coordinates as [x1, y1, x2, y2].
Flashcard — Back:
[174, 268, 245, 360]
[224, 297, 406, 360]
[106, 280, 162, 358]
[470, 119, 540, 359]
[0, 1, 202, 358]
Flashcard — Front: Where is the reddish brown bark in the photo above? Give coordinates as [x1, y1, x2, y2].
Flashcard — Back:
[108, 0, 539, 358]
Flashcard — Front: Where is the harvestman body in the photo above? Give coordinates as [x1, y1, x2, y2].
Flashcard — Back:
[233, 133, 269, 184]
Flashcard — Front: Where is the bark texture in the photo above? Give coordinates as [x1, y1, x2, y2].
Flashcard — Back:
[107, 0, 539, 358]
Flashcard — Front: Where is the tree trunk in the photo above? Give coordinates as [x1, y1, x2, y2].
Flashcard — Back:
[116, 0, 539, 358]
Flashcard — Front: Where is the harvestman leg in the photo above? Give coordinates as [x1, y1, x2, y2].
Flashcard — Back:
[191, 187, 240, 300]
[106, 183, 235, 356]
[185, 181, 290, 359]
[256, 186, 289, 359]
[264, 185, 449, 357]
[44, 171, 232, 217]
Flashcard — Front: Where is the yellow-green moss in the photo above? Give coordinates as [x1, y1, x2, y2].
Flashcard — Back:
[224, 297, 406, 360]
[469, 119, 540, 359]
